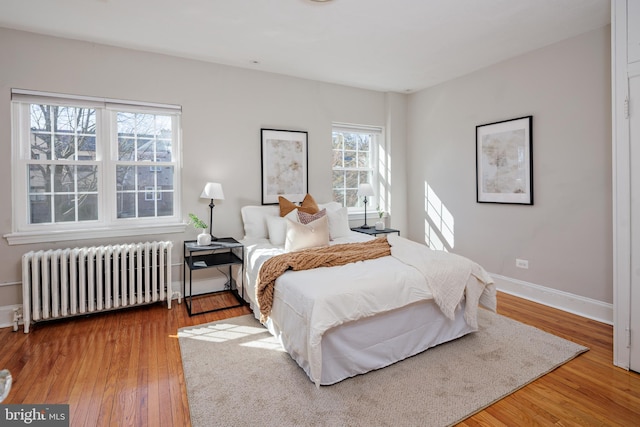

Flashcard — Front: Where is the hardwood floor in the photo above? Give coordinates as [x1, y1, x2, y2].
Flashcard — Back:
[1, 291, 639, 426]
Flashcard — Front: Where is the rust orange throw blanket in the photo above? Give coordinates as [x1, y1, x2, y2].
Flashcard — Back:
[256, 237, 391, 322]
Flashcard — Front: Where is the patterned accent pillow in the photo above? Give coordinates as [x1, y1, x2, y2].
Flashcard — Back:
[297, 208, 326, 225]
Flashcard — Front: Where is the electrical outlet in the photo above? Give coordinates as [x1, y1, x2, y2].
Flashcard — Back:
[516, 258, 529, 269]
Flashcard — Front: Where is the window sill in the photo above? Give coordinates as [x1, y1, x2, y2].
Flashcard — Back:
[4, 223, 187, 246]
[348, 212, 386, 221]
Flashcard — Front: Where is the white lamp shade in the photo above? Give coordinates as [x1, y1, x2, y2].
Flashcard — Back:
[357, 183, 375, 197]
[200, 182, 225, 200]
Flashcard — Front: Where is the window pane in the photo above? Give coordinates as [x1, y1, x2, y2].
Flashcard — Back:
[333, 190, 344, 206]
[345, 170, 359, 189]
[118, 137, 135, 161]
[55, 194, 76, 222]
[344, 151, 357, 168]
[117, 112, 136, 135]
[332, 170, 344, 189]
[345, 189, 358, 207]
[54, 165, 74, 192]
[136, 114, 155, 135]
[357, 151, 370, 168]
[344, 133, 356, 150]
[117, 193, 136, 218]
[157, 166, 174, 190]
[77, 135, 96, 160]
[137, 138, 154, 161]
[29, 165, 51, 193]
[156, 139, 172, 162]
[77, 194, 98, 221]
[332, 132, 343, 150]
[138, 194, 156, 218]
[53, 133, 76, 160]
[30, 132, 52, 161]
[77, 165, 98, 192]
[156, 115, 172, 135]
[55, 106, 76, 132]
[30, 104, 51, 131]
[30, 194, 51, 224]
[116, 166, 136, 191]
[76, 107, 96, 134]
[137, 165, 155, 188]
[157, 192, 173, 216]
[332, 149, 343, 168]
[357, 134, 370, 151]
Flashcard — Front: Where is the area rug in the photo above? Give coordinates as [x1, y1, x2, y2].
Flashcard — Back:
[178, 309, 588, 427]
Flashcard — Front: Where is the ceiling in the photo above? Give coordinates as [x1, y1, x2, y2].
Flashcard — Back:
[0, 0, 611, 93]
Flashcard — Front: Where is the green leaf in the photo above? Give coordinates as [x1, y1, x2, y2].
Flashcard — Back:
[188, 213, 207, 229]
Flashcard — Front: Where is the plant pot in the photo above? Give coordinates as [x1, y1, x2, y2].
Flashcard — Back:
[375, 221, 385, 231]
[197, 230, 211, 246]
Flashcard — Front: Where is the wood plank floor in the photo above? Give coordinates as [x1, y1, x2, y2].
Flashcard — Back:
[1, 292, 639, 426]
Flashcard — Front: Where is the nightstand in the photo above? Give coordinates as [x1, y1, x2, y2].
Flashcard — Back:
[351, 227, 400, 236]
[183, 238, 245, 316]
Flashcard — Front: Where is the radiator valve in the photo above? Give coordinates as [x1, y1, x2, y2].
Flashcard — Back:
[12, 307, 23, 333]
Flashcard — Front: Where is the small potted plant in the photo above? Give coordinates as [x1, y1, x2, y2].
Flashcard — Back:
[375, 206, 385, 231]
[189, 213, 211, 245]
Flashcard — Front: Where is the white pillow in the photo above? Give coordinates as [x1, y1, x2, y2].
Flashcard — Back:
[284, 215, 330, 252]
[266, 209, 299, 246]
[325, 206, 351, 239]
[318, 201, 342, 212]
[241, 205, 280, 239]
[318, 202, 351, 239]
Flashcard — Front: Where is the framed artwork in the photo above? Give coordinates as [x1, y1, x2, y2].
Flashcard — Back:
[261, 128, 308, 205]
[476, 116, 533, 205]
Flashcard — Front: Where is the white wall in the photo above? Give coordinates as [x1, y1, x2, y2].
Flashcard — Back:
[406, 26, 612, 305]
[0, 28, 404, 307]
[0, 25, 613, 320]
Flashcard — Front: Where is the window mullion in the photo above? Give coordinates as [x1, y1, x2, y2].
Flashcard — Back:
[48, 165, 55, 224]
[100, 109, 113, 225]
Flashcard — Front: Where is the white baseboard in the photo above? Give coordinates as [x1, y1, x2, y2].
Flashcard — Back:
[491, 273, 613, 325]
[0, 305, 21, 329]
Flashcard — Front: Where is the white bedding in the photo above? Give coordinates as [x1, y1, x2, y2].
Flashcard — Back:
[242, 231, 496, 386]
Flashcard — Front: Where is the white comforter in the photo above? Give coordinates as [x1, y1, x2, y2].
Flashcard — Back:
[242, 233, 495, 386]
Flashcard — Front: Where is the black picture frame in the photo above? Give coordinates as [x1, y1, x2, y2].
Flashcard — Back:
[476, 116, 533, 205]
[260, 128, 308, 205]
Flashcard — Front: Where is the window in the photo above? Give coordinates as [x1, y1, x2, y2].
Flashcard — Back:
[7, 90, 183, 244]
[331, 124, 383, 211]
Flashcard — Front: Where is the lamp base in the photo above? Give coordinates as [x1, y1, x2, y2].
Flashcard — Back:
[360, 224, 372, 229]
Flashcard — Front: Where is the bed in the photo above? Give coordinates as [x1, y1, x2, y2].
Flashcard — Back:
[239, 201, 496, 386]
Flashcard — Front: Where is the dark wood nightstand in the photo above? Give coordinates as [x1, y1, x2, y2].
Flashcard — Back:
[351, 227, 400, 236]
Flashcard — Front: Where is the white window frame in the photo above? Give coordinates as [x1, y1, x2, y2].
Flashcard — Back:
[331, 123, 384, 218]
[5, 89, 185, 245]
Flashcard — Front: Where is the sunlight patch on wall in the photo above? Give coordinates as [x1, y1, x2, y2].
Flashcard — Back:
[424, 181, 454, 251]
[377, 138, 390, 214]
[425, 220, 446, 251]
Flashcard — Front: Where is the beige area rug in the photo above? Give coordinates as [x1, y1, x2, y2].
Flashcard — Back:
[178, 309, 588, 427]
